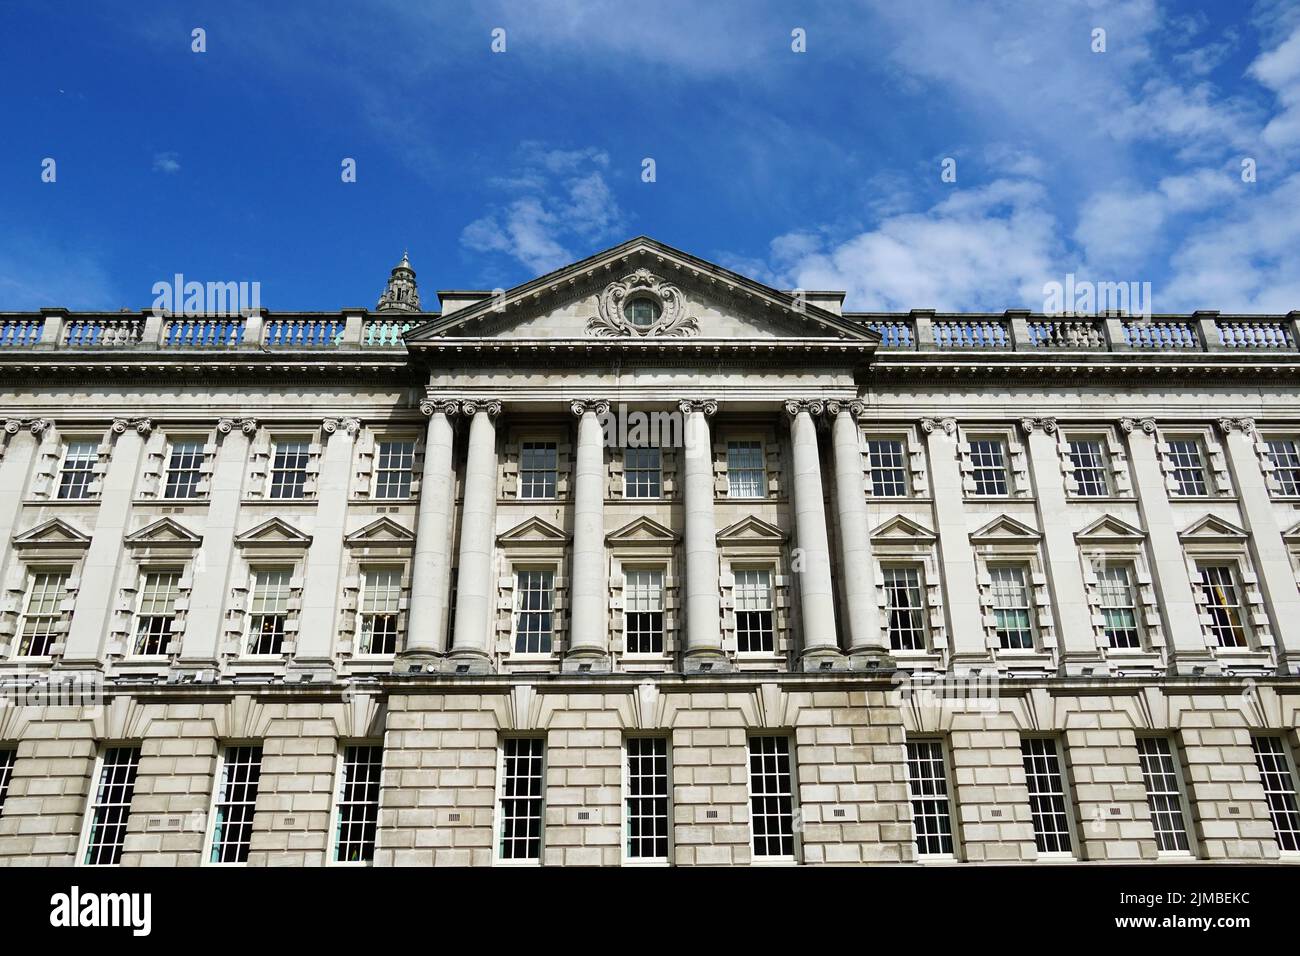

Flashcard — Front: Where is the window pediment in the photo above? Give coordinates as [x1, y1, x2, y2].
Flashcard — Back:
[497, 516, 570, 547]
[716, 515, 787, 545]
[1178, 513, 1248, 543]
[870, 514, 937, 543]
[12, 517, 91, 550]
[969, 514, 1042, 544]
[344, 516, 415, 548]
[1073, 514, 1146, 545]
[234, 517, 313, 548]
[123, 517, 202, 549]
[606, 516, 678, 547]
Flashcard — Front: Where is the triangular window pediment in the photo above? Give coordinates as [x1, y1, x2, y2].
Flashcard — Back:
[1283, 519, 1300, 544]
[1074, 515, 1146, 544]
[344, 517, 415, 547]
[234, 517, 313, 548]
[497, 516, 570, 546]
[123, 517, 202, 548]
[969, 514, 1042, 544]
[606, 516, 678, 547]
[716, 515, 787, 544]
[12, 518, 91, 550]
[1179, 514, 1248, 542]
[870, 515, 937, 542]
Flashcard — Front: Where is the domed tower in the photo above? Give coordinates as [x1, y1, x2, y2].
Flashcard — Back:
[375, 250, 421, 313]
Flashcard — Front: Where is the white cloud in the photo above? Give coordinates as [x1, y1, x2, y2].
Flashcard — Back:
[461, 146, 626, 274]
[1250, 25, 1300, 149]
[152, 151, 181, 174]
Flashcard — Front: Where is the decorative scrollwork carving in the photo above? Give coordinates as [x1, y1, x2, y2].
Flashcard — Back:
[1119, 417, 1157, 435]
[570, 400, 611, 418]
[587, 268, 700, 338]
[920, 417, 957, 436]
[1217, 417, 1256, 437]
[677, 399, 718, 417]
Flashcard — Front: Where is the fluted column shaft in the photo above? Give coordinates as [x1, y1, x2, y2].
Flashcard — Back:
[449, 403, 500, 667]
[566, 401, 609, 664]
[403, 402, 457, 662]
[787, 402, 840, 665]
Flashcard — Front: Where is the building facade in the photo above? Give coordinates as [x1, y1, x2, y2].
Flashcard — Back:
[0, 236, 1298, 867]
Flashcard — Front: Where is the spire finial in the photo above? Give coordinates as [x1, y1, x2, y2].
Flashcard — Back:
[376, 251, 421, 313]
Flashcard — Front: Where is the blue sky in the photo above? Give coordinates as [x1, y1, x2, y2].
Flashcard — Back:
[3, 0, 1300, 313]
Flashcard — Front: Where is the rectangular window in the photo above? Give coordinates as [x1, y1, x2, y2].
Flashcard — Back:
[1252, 736, 1300, 852]
[867, 439, 908, 496]
[624, 447, 662, 499]
[748, 736, 795, 859]
[0, 749, 15, 817]
[333, 745, 382, 863]
[1136, 737, 1192, 854]
[17, 570, 68, 657]
[269, 439, 310, 499]
[133, 571, 180, 655]
[734, 568, 774, 653]
[247, 570, 291, 655]
[883, 566, 926, 651]
[905, 739, 955, 857]
[209, 745, 263, 864]
[514, 570, 554, 654]
[969, 438, 1009, 496]
[1166, 438, 1209, 496]
[1266, 439, 1300, 496]
[499, 738, 544, 861]
[623, 569, 664, 654]
[727, 440, 766, 498]
[1197, 564, 1248, 648]
[1068, 439, 1110, 496]
[990, 566, 1034, 649]
[519, 441, 558, 499]
[82, 747, 141, 866]
[625, 737, 670, 861]
[358, 568, 402, 655]
[1097, 565, 1141, 649]
[1021, 738, 1074, 855]
[163, 438, 205, 499]
[58, 440, 98, 500]
[373, 439, 415, 499]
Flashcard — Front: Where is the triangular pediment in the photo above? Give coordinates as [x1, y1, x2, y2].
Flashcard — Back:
[606, 516, 678, 547]
[969, 514, 1042, 543]
[12, 518, 91, 550]
[1074, 515, 1146, 544]
[344, 517, 415, 547]
[123, 517, 202, 548]
[405, 237, 877, 345]
[1283, 519, 1300, 544]
[234, 517, 313, 548]
[870, 515, 937, 542]
[716, 515, 788, 544]
[497, 516, 570, 546]
[1179, 514, 1248, 542]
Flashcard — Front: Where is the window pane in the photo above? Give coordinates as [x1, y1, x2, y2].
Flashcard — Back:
[626, 738, 670, 860]
[969, 439, 1008, 496]
[1197, 565, 1247, 647]
[359, 568, 402, 655]
[867, 439, 907, 496]
[1069, 439, 1110, 496]
[906, 740, 954, 856]
[734, 569, 774, 653]
[374, 440, 415, 499]
[334, 745, 382, 863]
[1252, 736, 1300, 852]
[58, 440, 98, 500]
[519, 442, 558, 499]
[134, 571, 180, 655]
[727, 441, 766, 498]
[624, 447, 662, 499]
[1267, 439, 1300, 496]
[0, 749, 15, 817]
[749, 736, 795, 858]
[164, 439, 205, 499]
[990, 566, 1033, 649]
[624, 569, 664, 654]
[83, 747, 141, 866]
[269, 440, 310, 499]
[883, 567, 926, 651]
[1021, 739, 1073, 854]
[1166, 439, 1208, 496]
[1097, 566, 1140, 649]
[248, 570, 291, 655]
[1137, 737, 1191, 853]
[18, 571, 68, 657]
[514, 570, 554, 653]
[210, 746, 263, 864]
[500, 738, 544, 860]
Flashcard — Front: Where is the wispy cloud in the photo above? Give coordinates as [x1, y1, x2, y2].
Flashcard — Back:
[152, 151, 181, 174]
[461, 143, 626, 275]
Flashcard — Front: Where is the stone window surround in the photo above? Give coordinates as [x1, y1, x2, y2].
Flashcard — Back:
[904, 735, 962, 862]
[1055, 425, 1134, 499]
[1255, 428, 1300, 498]
[352, 428, 424, 502]
[502, 427, 570, 502]
[1079, 549, 1164, 661]
[610, 552, 678, 665]
[975, 546, 1055, 664]
[246, 424, 325, 502]
[341, 561, 411, 663]
[716, 423, 783, 500]
[1156, 424, 1233, 498]
[498, 559, 565, 666]
[861, 426, 929, 498]
[142, 427, 219, 502]
[327, 740, 384, 868]
[1181, 541, 1272, 657]
[957, 424, 1031, 499]
[1, 557, 81, 662]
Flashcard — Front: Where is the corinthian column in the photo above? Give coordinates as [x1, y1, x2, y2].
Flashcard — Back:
[447, 400, 501, 673]
[786, 401, 843, 668]
[680, 399, 725, 670]
[400, 399, 459, 669]
[829, 401, 888, 665]
[565, 400, 611, 670]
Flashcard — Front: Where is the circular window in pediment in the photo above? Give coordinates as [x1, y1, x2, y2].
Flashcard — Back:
[623, 297, 662, 329]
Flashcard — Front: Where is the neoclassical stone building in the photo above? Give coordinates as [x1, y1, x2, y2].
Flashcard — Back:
[0, 236, 1297, 867]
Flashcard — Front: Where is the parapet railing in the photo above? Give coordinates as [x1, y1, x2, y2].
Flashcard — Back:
[863, 311, 1300, 353]
[0, 311, 425, 350]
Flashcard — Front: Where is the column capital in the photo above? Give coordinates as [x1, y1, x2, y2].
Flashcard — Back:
[1019, 417, 1058, 435]
[920, 416, 957, 436]
[217, 417, 259, 436]
[109, 418, 153, 437]
[825, 399, 865, 419]
[1217, 417, 1256, 437]
[570, 399, 611, 417]
[4, 419, 23, 435]
[783, 399, 826, 418]
[1120, 417, 1158, 435]
[322, 417, 362, 436]
[418, 399, 460, 417]
[459, 399, 502, 418]
[678, 399, 718, 416]
[27, 418, 52, 437]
